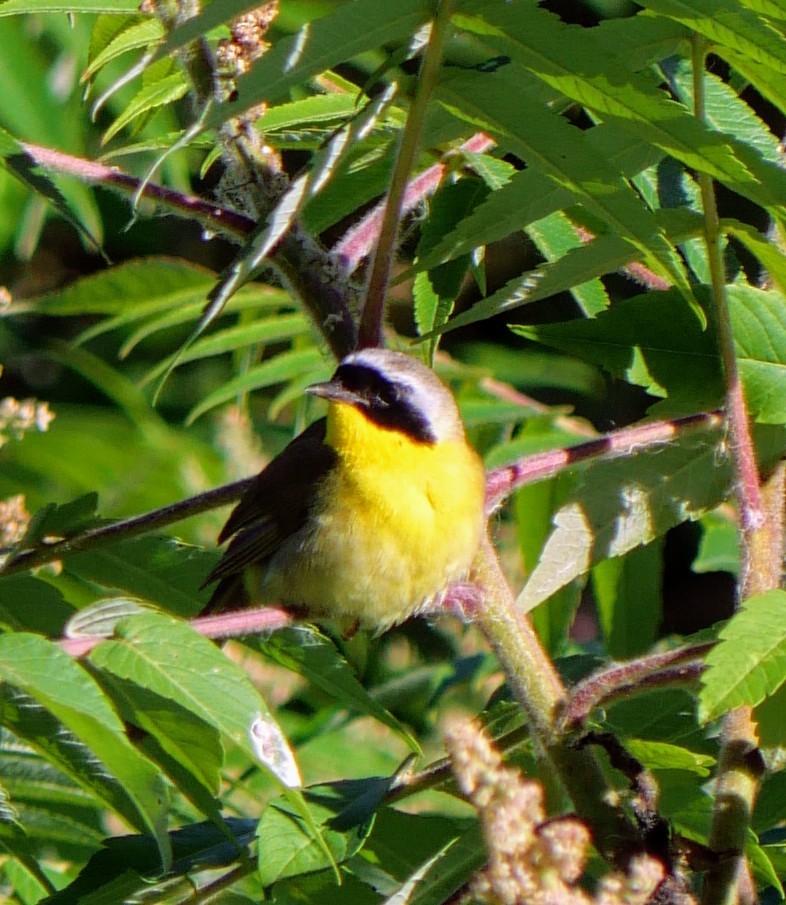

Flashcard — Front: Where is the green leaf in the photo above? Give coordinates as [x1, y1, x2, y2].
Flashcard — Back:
[186, 347, 328, 424]
[411, 122, 664, 275]
[101, 71, 188, 144]
[64, 534, 216, 617]
[0, 575, 75, 636]
[7, 257, 218, 317]
[513, 286, 721, 413]
[361, 810, 484, 905]
[435, 65, 698, 319]
[660, 55, 782, 168]
[256, 785, 376, 886]
[20, 492, 99, 547]
[82, 17, 164, 83]
[140, 312, 311, 385]
[111, 287, 291, 355]
[463, 2, 786, 243]
[700, 589, 786, 722]
[592, 540, 663, 659]
[730, 285, 786, 424]
[256, 627, 421, 755]
[0, 125, 102, 256]
[754, 680, 786, 749]
[89, 615, 331, 868]
[414, 179, 486, 354]
[639, 0, 786, 74]
[0, 0, 141, 12]
[0, 633, 170, 867]
[624, 739, 714, 776]
[519, 423, 731, 612]
[525, 211, 610, 316]
[96, 674, 224, 820]
[44, 818, 257, 905]
[694, 511, 740, 576]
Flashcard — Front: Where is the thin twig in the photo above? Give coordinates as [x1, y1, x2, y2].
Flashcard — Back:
[0, 478, 251, 577]
[358, 0, 458, 348]
[333, 132, 495, 272]
[563, 644, 712, 731]
[484, 410, 723, 514]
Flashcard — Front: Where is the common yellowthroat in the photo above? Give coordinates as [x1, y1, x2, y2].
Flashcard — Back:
[203, 348, 486, 630]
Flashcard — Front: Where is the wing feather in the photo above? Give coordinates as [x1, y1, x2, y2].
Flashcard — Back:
[202, 418, 336, 600]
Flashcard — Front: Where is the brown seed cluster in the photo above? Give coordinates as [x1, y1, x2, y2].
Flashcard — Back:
[444, 719, 671, 905]
[216, 3, 279, 80]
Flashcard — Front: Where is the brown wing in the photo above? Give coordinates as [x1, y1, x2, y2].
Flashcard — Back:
[202, 418, 335, 596]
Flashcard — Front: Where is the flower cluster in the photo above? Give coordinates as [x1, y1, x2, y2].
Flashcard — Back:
[0, 495, 30, 548]
[0, 389, 55, 449]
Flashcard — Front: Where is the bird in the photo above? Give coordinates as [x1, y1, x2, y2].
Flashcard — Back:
[202, 347, 487, 632]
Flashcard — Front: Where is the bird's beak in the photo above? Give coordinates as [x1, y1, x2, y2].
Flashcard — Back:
[306, 378, 366, 407]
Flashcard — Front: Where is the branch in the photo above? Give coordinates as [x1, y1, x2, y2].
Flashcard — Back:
[484, 410, 723, 514]
[2, 410, 721, 579]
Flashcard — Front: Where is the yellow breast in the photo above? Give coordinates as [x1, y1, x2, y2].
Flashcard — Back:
[264, 401, 486, 628]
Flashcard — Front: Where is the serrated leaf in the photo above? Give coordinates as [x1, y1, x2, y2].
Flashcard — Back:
[8, 257, 217, 317]
[256, 627, 421, 755]
[640, 0, 786, 74]
[519, 424, 731, 612]
[464, 1, 786, 234]
[435, 209, 703, 339]
[140, 312, 310, 385]
[414, 179, 486, 353]
[0, 634, 170, 867]
[525, 211, 610, 316]
[102, 71, 188, 144]
[700, 589, 786, 722]
[411, 122, 664, 275]
[0, 125, 102, 255]
[20, 492, 99, 548]
[435, 65, 698, 319]
[112, 285, 291, 354]
[82, 17, 164, 83]
[730, 285, 786, 424]
[89, 611, 305, 800]
[660, 55, 782, 168]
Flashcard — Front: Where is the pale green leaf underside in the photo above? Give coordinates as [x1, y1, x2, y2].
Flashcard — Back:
[518, 425, 731, 612]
